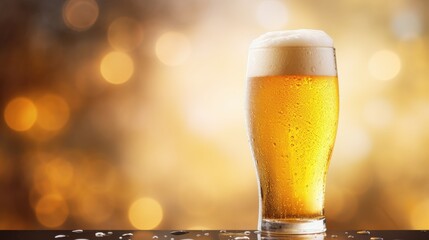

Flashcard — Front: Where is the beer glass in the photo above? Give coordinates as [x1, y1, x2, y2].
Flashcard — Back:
[246, 30, 338, 235]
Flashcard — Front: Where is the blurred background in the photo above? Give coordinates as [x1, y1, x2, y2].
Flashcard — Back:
[1, 0, 429, 230]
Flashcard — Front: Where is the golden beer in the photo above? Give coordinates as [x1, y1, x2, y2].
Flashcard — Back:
[246, 30, 338, 234]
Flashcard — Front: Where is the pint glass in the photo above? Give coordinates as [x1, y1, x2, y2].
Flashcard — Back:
[246, 30, 339, 234]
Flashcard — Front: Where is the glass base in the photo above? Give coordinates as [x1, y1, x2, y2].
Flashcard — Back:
[261, 218, 326, 235]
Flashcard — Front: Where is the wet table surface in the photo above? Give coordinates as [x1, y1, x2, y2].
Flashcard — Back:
[0, 230, 428, 240]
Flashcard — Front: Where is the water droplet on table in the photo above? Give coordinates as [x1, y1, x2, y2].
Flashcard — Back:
[219, 230, 227, 233]
[170, 230, 189, 235]
[153, 236, 159, 239]
[347, 235, 354, 238]
[331, 235, 338, 238]
[54, 235, 67, 238]
[234, 237, 249, 240]
[243, 231, 251, 235]
[72, 230, 83, 233]
[370, 237, 383, 240]
[204, 232, 210, 236]
[95, 232, 106, 237]
[253, 230, 261, 234]
[357, 230, 370, 235]
[122, 233, 133, 236]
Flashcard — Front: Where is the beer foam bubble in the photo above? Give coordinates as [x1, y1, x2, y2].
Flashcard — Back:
[250, 29, 333, 48]
[247, 29, 336, 77]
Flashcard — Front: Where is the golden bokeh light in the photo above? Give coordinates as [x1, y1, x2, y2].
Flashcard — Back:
[74, 192, 114, 225]
[35, 94, 70, 132]
[63, 0, 99, 31]
[128, 197, 163, 229]
[409, 199, 429, 229]
[2, 0, 429, 231]
[33, 157, 74, 195]
[155, 32, 191, 66]
[35, 194, 69, 228]
[391, 7, 423, 41]
[4, 97, 38, 132]
[100, 51, 134, 84]
[108, 17, 143, 51]
[368, 49, 402, 81]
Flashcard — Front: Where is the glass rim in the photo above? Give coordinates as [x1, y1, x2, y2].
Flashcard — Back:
[249, 46, 335, 50]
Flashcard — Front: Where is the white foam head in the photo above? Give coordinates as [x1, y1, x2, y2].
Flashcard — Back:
[250, 29, 333, 48]
[247, 29, 336, 77]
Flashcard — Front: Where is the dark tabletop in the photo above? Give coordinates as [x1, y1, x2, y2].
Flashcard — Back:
[0, 230, 428, 240]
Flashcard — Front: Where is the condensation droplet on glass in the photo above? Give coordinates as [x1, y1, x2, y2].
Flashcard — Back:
[253, 230, 261, 234]
[153, 236, 159, 239]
